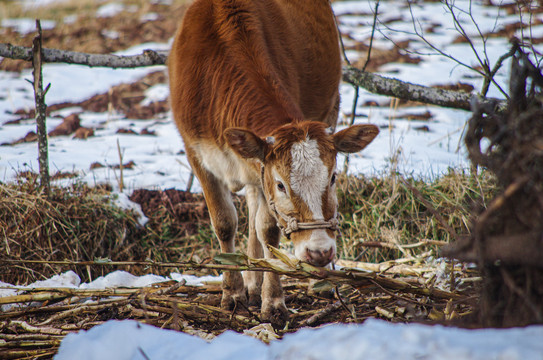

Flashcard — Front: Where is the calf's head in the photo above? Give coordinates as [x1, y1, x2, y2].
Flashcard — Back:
[224, 121, 379, 267]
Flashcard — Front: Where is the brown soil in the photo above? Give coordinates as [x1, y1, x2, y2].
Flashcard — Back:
[130, 188, 209, 237]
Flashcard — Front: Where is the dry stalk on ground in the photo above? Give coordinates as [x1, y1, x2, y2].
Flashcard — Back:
[0, 250, 476, 359]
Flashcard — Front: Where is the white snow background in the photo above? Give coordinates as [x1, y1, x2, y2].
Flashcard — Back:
[2, 0, 543, 359]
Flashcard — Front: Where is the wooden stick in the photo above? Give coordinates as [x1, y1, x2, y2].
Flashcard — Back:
[2, 250, 465, 302]
[302, 300, 343, 326]
[8, 320, 65, 335]
[39, 299, 131, 325]
[31, 20, 50, 196]
[0, 349, 56, 359]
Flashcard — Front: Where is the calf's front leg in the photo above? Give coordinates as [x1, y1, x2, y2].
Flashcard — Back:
[255, 195, 288, 328]
[244, 185, 264, 306]
[186, 151, 246, 309]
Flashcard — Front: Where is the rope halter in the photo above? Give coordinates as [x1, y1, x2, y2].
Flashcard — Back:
[267, 200, 340, 238]
[260, 167, 340, 239]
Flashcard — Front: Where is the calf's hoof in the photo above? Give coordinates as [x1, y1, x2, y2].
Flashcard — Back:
[221, 289, 248, 310]
[247, 290, 262, 307]
[261, 301, 289, 330]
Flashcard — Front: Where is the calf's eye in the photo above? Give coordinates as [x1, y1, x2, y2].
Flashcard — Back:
[276, 181, 286, 193]
[330, 172, 337, 186]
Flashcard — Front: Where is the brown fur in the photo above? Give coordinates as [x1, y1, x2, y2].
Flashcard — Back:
[168, 0, 341, 141]
[168, 0, 377, 328]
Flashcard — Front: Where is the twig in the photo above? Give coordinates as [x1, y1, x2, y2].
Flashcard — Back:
[146, 295, 259, 326]
[0, 349, 55, 359]
[500, 267, 542, 322]
[186, 172, 195, 192]
[0, 297, 129, 319]
[31, 20, 50, 197]
[302, 300, 343, 326]
[38, 299, 131, 326]
[0, 339, 62, 348]
[331, 1, 350, 67]
[362, 0, 379, 73]
[8, 320, 65, 335]
[0, 334, 63, 341]
[342, 0, 378, 174]
[375, 305, 394, 319]
[116, 138, 124, 192]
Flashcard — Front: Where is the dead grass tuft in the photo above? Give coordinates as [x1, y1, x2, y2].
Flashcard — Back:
[335, 169, 498, 262]
[1, 169, 497, 286]
[0, 174, 146, 285]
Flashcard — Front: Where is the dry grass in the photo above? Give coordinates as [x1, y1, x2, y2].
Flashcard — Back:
[335, 169, 497, 262]
[0, 174, 146, 285]
[0, 169, 497, 286]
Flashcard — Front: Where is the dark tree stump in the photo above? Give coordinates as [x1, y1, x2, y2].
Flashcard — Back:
[444, 43, 543, 327]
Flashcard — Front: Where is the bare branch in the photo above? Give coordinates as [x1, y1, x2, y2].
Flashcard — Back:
[362, 0, 380, 73]
[342, 65, 507, 113]
[343, 0, 379, 173]
[1, 42, 507, 113]
[0, 43, 168, 68]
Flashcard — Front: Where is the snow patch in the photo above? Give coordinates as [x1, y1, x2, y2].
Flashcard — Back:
[80, 271, 166, 290]
[1, 18, 56, 34]
[96, 3, 127, 18]
[113, 192, 149, 226]
[54, 318, 543, 360]
[28, 270, 81, 289]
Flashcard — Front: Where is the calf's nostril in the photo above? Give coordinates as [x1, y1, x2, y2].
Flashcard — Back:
[323, 247, 334, 260]
[305, 247, 335, 266]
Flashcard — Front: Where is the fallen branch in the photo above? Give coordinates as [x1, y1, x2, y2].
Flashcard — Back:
[1, 251, 465, 302]
[0, 43, 507, 113]
[0, 43, 167, 68]
[0, 252, 476, 357]
[302, 300, 344, 326]
[342, 65, 507, 113]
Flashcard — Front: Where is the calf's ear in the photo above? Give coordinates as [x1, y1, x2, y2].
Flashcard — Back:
[224, 128, 270, 162]
[332, 124, 379, 153]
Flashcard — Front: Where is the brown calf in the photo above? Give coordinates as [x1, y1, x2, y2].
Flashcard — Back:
[168, 0, 379, 327]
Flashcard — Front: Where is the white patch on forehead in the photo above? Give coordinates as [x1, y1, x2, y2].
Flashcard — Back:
[290, 137, 329, 219]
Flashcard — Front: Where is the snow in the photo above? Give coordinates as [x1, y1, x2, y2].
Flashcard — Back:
[113, 192, 149, 226]
[1, 18, 56, 34]
[0, 270, 221, 296]
[2, 0, 543, 358]
[96, 3, 135, 18]
[21, 0, 75, 9]
[54, 318, 543, 360]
